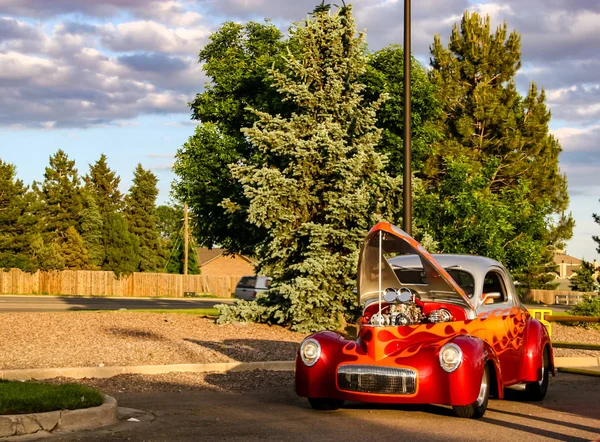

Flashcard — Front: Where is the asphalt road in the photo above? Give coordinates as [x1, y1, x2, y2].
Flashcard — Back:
[46, 372, 600, 442]
[0, 295, 233, 312]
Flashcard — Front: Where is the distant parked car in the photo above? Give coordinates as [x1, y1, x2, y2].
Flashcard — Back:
[235, 276, 271, 300]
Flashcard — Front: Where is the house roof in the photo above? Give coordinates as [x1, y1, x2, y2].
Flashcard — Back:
[553, 253, 581, 267]
[196, 248, 224, 266]
[196, 247, 257, 267]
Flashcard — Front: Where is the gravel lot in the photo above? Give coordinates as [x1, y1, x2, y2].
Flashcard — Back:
[0, 312, 305, 370]
[0, 312, 597, 370]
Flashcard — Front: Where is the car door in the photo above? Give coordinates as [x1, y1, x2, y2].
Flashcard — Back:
[235, 277, 257, 300]
[476, 267, 524, 384]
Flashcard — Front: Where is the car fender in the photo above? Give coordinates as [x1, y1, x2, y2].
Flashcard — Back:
[295, 331, 349, 398]
[447, 335, 504, 405]
[519, 318, 554, 382]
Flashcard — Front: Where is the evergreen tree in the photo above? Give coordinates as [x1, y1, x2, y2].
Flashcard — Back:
[103, 213, 139, 277]
[125, 164, 163, 272]
[164, 232, 201, 275]
[34, 150, 84, 242]
[30, 233, 65, 271]
[84, 154, 124, 213]
[61, 226, 91, 269]
[0, 159, 35, 270]
[424, 11, 573, 291]
[79, 193, 104, 268]
[156, 204, 201, 275]
[570, 260, 596, 293]
[219, 6, 399, 332]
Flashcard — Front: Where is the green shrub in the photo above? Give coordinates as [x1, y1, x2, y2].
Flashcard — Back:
[567, 295, 600, 330]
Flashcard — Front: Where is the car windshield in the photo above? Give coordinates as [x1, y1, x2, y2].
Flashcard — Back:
[393, 268, 475, 298]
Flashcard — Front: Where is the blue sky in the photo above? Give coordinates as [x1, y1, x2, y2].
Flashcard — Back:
[1, 0, 599, 261]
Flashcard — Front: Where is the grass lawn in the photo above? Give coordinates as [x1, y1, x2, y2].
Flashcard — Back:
[0, 381, 104, 415]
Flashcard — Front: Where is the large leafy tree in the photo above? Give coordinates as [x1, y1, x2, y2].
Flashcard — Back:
[423, 12, 573, 290]
[173, 20, 288, 255]
[174, 19, 441, 255]
[0, 159, 35, 270]
[362, 45, 441, 177]
[219, 6, 399, 332]
[125, 164, 163, 272]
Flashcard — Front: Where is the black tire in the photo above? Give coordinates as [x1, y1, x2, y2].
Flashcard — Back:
[308, 398, 345, 411]
[453, 364, 490, 419]
[525, 347, 550, 401]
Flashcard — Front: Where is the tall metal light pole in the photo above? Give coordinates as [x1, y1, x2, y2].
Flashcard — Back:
[403, 0, 412, 236]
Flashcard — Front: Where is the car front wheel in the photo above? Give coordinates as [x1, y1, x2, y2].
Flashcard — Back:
[453, 364, 490, 418]
[308, 398, 344, 411]
[525, 347, 550, 401]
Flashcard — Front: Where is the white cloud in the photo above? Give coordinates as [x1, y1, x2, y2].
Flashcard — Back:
[100, 20, 210, 55]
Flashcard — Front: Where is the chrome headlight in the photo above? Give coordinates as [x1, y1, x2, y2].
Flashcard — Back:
[300, 338, 321, 367]
[439, 343, 463, 373]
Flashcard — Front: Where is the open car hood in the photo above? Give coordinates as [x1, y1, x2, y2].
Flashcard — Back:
[357, 222, 475, 311]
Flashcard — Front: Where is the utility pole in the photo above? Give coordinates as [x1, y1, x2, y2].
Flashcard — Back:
[403, 0, 412, 236]
[184, 203, 189, 275]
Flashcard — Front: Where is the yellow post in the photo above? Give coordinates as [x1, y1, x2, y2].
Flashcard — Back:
[528, 308, 553, 337]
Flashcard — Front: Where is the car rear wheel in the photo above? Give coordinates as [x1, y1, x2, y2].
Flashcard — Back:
[453, 364, 490, 419]
[308, 398, 344, 411]
[525, 347, 550, 401]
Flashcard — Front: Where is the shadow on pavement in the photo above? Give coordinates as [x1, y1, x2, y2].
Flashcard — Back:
[183, 338, 300, 362]
[487, 408, 600, 436]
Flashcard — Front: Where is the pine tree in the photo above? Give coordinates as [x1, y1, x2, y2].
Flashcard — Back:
[61, 226, 91, 269]
[0, 159, 35, 270]
[125, 164, 163, 272]
[103, 213, 140, 277]
[30, 233, 65, 271]
[84, 154, 124, 214]
[570, 260, 596, 293]
[424, 11, 573, 291]
[219, 6, 399, 332]
[34, 150, 84, 242]
[79, 193, 104, 268]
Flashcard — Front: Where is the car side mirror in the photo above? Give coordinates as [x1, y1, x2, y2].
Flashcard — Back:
[482, 292, 501, 305]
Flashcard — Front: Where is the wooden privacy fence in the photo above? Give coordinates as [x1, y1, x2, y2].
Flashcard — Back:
[526, 289, 597, 305]
[0, 268, 239, 298]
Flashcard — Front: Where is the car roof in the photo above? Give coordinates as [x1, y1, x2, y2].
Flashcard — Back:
[388, 254, 504, 279]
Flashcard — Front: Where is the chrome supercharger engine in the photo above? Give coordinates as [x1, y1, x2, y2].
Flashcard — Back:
[369, 287, 454, 326]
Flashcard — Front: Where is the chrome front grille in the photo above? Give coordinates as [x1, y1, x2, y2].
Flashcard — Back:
[337, 365, 417, 395]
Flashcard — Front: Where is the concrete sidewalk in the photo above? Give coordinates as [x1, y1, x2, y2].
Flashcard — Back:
[1, 356, 598, 381]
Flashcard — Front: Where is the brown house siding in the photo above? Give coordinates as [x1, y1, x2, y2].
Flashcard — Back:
[199, 255, 255, 278]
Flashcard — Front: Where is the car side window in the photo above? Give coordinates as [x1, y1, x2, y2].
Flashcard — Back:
[482, 271, 507, 304]
[238, 277, 257, 289]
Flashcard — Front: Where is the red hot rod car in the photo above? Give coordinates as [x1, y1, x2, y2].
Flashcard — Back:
[295, 222, 553, 418]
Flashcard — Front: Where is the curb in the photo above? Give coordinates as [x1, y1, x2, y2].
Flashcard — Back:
[557, 367, 600, 377]
[555, 356, 600, 368]
[0, 395, 117, 438]
[0, 361, 295, 381]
